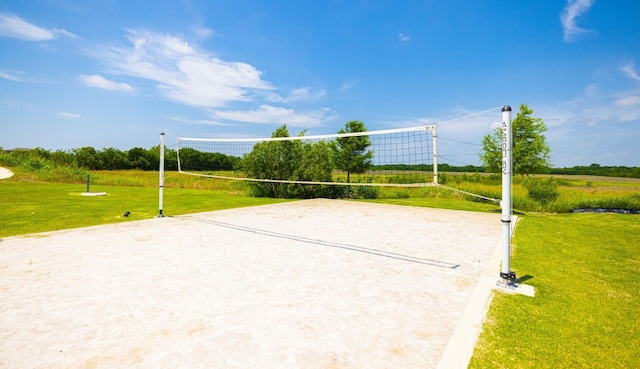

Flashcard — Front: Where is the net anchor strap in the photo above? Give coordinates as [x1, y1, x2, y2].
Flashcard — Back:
[178, 170, 439, 188]
[435, 184, 500, 203]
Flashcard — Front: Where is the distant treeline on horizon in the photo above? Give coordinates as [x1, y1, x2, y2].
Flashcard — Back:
[2, 146, 639, 179]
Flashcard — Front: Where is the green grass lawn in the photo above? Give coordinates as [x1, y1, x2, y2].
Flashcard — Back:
[1, 170, 639, 367]
[0, 179, 289, 238]
[469, 213, 640, 368]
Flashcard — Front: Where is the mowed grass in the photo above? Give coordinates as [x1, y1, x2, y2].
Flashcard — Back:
[0, 178, 289, 238]
[469, 213, 640, 368]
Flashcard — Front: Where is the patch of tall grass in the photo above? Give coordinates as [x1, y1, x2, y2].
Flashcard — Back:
[0, 153, 86, 183]
[444, 174, 640, 212]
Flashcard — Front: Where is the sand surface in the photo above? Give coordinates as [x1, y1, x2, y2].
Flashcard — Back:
[0, 199, 502, 368]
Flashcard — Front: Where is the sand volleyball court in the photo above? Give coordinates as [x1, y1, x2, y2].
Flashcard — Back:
[0, 199, 504, 368]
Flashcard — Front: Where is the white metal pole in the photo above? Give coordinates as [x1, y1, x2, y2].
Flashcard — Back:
[432, 125, 438, 185]
[500, 105, 514, 282]
[158, 132, 165, 217]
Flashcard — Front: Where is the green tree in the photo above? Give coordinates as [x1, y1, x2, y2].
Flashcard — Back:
[50, 149, 77, 167]
[241, 125, 335, 198]
[331, 120, 373, 197]
[149, 145, 177, 171]
[480, 104, 551, 175]
[127, 147, 152, 170]
[241, 125, 302, 198]
[290, 140, 335, 198]
[73, 146, 99, 170]
[98, 147, 128, 170]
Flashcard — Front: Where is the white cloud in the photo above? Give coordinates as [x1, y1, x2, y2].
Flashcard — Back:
[56, 112, 80, 119]
[259, 86, 327, 103]
[560, 0, 595, 42]
[0, 13, 53, 40]
[0, 69, 44, 83]
[213, 104, 335, 128]
[79, 74, 134, 92]
[89, 29, 272, 108]
[583, 84, 599, 97]
[398, 33, 410, 42]
[621, 62, 640, 82]
[53, 28, 79, 39]
[0, 13, 77, 41]
[0, 70, 24, 82]
[167, 116, 229, 126]
[340, 79, 360, 91]
[270, 86, 326, 103]
[87, 29, 334, 128]
[192, 26, 216, 40]
[538, 98, 640, 166]
[615, 96, 640, 106]
[539, 83, 640, 129]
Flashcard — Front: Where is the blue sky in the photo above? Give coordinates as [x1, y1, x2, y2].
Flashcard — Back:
[1, 0, 639, 167]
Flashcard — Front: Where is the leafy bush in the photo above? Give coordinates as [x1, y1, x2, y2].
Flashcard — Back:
[24, 157, 48, 172]
[438, 172, 447, 185]
[350, 185, 380, 199]
[241, 125, 335, 199]
[526, 177, 560, 205]
[0, 150, 29, 167]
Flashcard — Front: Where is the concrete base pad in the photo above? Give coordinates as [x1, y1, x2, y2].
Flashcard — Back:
[0, 167, 14, 180]
[495, 281, 536, 297]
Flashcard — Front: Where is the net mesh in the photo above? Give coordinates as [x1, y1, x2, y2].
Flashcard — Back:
[176, 125, 437, 187]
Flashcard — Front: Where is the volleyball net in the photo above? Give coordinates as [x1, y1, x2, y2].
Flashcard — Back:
[175, 125, 438, 188]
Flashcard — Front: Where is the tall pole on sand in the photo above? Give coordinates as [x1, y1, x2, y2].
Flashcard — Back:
[500, 106, 516, 284]
[158, 132, 165, 218]
[432, 125, 438, 185]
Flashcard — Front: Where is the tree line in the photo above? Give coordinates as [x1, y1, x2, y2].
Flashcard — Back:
[1, 146, 175, 171]
[548, 164, 640, 178]
[0, 145, 238, 172]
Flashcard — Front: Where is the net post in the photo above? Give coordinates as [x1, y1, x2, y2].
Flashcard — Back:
[157, 132, 166, 218]
[500, 106, 515, 284]
[432, 125, 438, 185]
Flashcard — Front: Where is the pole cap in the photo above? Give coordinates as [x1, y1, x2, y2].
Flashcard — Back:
[502, 105, 512, 112]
